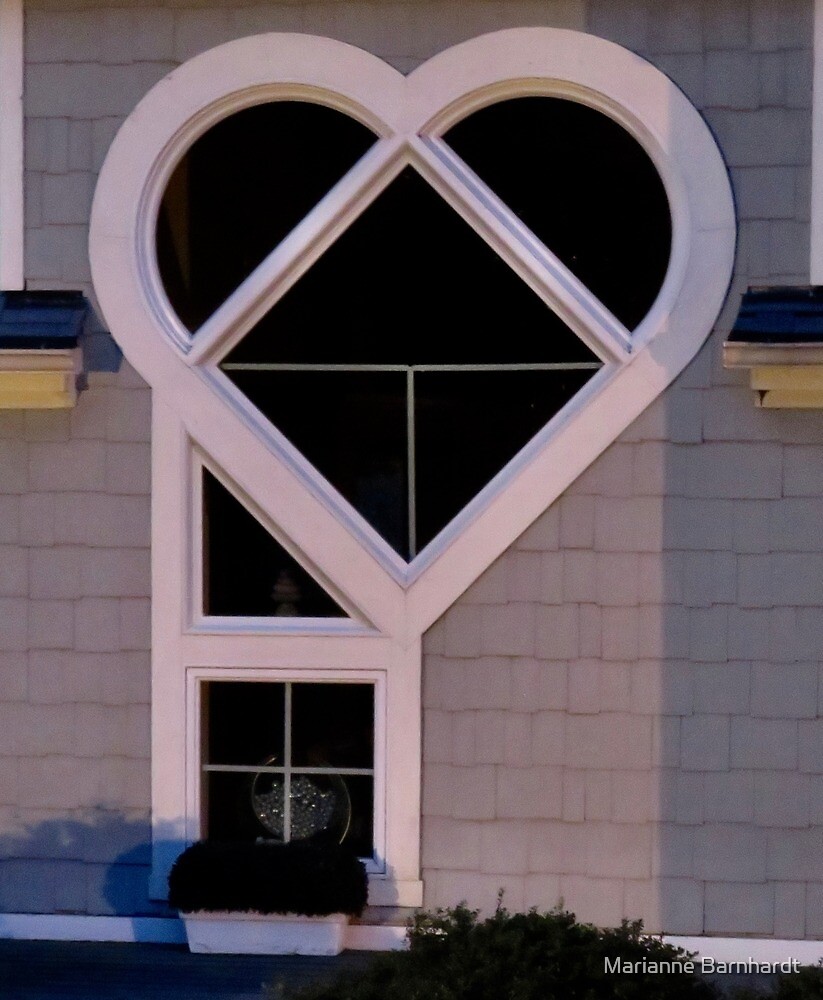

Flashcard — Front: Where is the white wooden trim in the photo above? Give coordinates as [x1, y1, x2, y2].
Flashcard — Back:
[813, 0, 823, 283]
[186, 666, 389, 875]
[90, 29, 735, 909]
[408, 135, 632, 362]
[0, 0, 23, 289]
[91, 29, 734, 612]
[188, 138, 408, 367]
[149, 401, 189, 898]
[346, 923, 407, 950]
[665, 937, 823, 967]
[149, 401, 422, 902]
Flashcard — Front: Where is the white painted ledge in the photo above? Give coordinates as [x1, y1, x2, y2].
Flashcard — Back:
[0, 912, 406, 950]
[666, 936, 823, 967]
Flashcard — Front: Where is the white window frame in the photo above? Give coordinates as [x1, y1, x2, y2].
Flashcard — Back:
[89, 29, 735, 906]
[0, 0, 23, 290]
[188, 668, 387, 874]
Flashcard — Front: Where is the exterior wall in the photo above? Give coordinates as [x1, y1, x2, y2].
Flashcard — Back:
[422, 0, 819, 937]
[1, 0, 818, 934]
[0, 370, 154, 914]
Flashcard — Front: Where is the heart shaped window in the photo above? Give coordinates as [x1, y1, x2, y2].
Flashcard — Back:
[156, 96, 671, 561]
[90, 30, 735, 902]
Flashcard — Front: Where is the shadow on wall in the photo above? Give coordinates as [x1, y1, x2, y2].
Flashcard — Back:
[0, 810, 184, 924]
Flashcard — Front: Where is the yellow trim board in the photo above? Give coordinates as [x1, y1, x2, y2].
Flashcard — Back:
[750, 365, 823, 408]
[0, 349, 79, 408]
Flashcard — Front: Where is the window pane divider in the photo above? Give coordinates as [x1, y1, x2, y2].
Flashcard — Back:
[409, 134, 633, 363]
[406, 366, 416, 558]
[221, 362, 603, 372]
[203, 764, 375, 775]
[187, 137, 407, 367]
[283, 681, 292, 842]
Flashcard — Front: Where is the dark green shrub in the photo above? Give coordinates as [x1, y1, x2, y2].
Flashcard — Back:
[774, 958, 823, 1000]
[281, 902, 719, 1000]
[769, 961, 823, 999]
[732, 960, 823, 1000]
[168, 840, 368, 917]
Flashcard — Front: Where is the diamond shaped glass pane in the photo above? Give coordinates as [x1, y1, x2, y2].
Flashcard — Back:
[223, 167, 594, 366]
[222, 167, 603, 560]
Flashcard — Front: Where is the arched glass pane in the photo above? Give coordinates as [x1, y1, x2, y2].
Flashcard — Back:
[443, 97, 672, 330]
[156, 102, 376, 332]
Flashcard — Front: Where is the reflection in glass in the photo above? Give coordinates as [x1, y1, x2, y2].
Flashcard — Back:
[203, 681, 374, 856]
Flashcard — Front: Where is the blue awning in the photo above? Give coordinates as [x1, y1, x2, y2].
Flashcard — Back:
[0, 291, 92, 349]
[730, 287, 823, 343]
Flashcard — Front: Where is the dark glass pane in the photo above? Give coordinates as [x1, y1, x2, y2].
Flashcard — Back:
[203, 682, 374, 855]
[444, 97, 672, 330]
[414, 369, 597, 548]
[227, 371, 410, 559]
[207, 770, 273, 841]
[203, 468, 347, 617]
[339, 775, 373, 857]
[291, 683, 374, 769]
[222, 167, 594, 365]
[156, 102, 375, 331]
[206, 681, 285, 767]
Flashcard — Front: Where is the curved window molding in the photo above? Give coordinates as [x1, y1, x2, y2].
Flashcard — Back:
[89, 29, 735, 905]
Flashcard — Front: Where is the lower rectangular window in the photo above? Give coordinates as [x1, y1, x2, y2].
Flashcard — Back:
[201, 680, 374, 857]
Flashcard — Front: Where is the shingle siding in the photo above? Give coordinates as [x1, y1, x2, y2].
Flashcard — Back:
[420, 0, 822, 936]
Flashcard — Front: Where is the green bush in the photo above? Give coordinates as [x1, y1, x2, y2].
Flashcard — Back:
[769, 961, 823, 999]
[168, 840, 368, 917]
[279, 902, 719, 1000]
[732, 960, 823, 1000]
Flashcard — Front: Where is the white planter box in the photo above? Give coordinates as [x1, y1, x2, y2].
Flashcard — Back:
[181, 911, 349, 955]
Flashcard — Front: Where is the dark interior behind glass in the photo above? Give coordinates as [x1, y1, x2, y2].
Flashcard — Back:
[204, 681, 374, 856]
[203, 469, 347, 617]
[157, 101, 375, 331]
